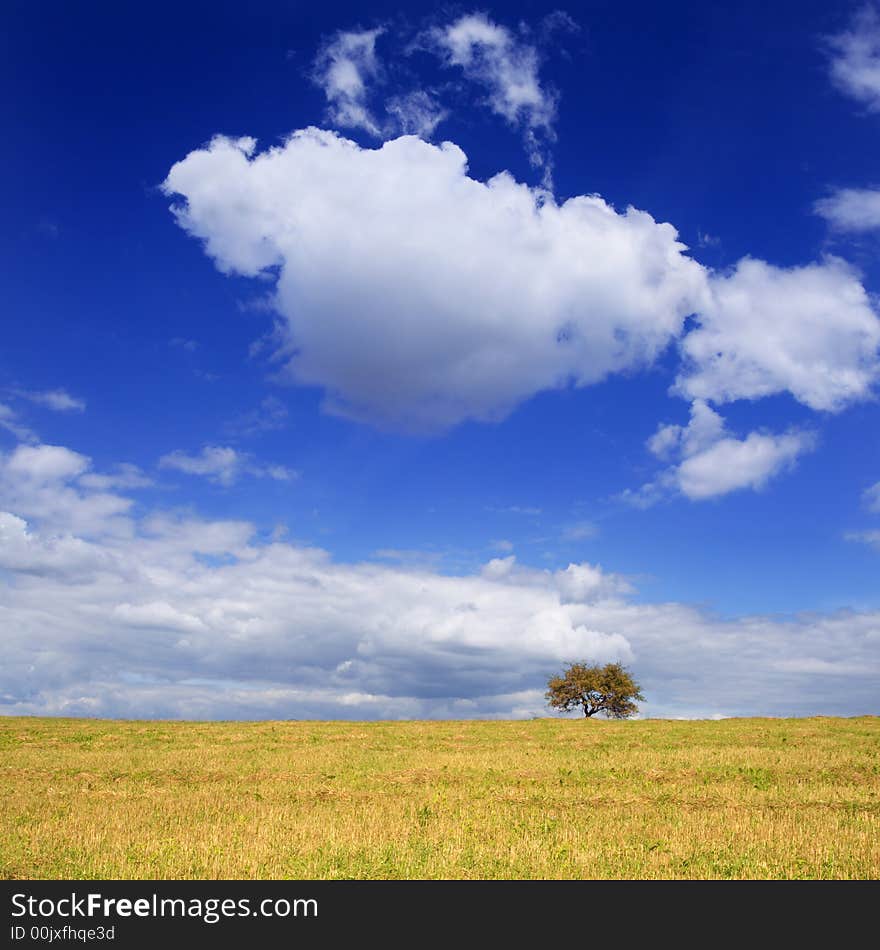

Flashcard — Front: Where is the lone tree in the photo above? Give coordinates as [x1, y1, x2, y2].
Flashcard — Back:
[546, 662, 644, 718]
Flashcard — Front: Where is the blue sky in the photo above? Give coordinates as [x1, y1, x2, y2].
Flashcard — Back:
[1, 0, 879, 719]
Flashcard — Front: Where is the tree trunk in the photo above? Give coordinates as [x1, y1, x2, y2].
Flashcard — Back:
[584, 707, 595, 717]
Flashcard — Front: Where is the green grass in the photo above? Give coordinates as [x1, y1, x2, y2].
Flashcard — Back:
[1, 716, 878, 879]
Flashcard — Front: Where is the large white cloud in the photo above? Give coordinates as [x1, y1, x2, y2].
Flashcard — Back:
[164, 129, 708, 430]
[0, 440, 878, 719]
[164, 132, 880, 437]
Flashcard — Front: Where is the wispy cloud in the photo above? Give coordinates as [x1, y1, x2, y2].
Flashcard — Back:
[313, 26, 446, 139]
[0, 403, 38, 443]
[489, 538, 514, 552]
[79, 463, 153, 491]
[864, 481, 880, 512]
[431, 12, 557, 171]
[384, 90, 447, 137]
[36, 217, 60, 239]
[158, 445, 297, 486]
[225, 396, 288, 438]
[310, 12, 560, 166]
[561, 520, 598, 541]
[313, 27, 385, 135]
[372, 547, 444, 567]
[12, 388, 86, 412]
[814, 10, 880, 236]
[815, 186, 880, 232]
[486, 505, 542, 516]
[845, 529, 880, 549]
[827, 4, 880, 111]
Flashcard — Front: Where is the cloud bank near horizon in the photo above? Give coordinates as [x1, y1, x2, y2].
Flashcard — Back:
[0, 441, 877, 720]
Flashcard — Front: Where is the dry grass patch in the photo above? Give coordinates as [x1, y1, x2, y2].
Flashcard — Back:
[0, 716, 877, 879]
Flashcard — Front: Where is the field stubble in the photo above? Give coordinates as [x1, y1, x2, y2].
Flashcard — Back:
[1, 716, 877, 879]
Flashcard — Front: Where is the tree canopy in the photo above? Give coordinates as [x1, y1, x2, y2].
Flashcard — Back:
[546, 662, 644, 718]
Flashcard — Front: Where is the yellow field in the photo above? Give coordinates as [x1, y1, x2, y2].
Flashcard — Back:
[1, 716, 878, 879]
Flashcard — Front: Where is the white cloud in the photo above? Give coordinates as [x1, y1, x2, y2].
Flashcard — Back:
[159, 445, 297, 486]
[845, 528, 880, 549]
[815, 187, 880, 232]
[646, 422, 683, 461]
[311, 15, 554, 161]
[313, 28, 385, 136]
[633, 402, 815, 502]
[0, 511, 111, 578]
[164, 130, 707, 430]
[827, 5, 880, 110]
[675, 429, 813, 500]
[477, 555, 631, 605]
[372, 548, 443, 568]
[0, 450, 876, 719]
[816, 12, 880, 242]
[0, 444, 132, 537]
[864, 481, 880, 511]
[78, 463, 153, 491]
[0, 403, 38, 443]
[647, 399, 725, 460]
[140, 512, 255, 556]
[489, 538, 514, 552]
[160, 445, 241, 485]
[677, 257, 880, 412]
[307, 10, 568, 165]
[6, 443, 90, 482]
[384, 90, 447, 138]
[165, 132, 880, 438]
[313, 27, 448, 141]
[554, 560, 633, 603]
[113, 601, 207, 634]
[0, 466, 639, 718]
[264, 464, 296, 481]
[225, 396, 288, 437]
[14, 388, 86, 412]
[432, 13, 555, 166]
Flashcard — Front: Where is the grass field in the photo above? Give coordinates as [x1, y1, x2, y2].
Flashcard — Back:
[1, 716, 878, 879]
